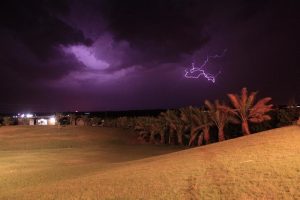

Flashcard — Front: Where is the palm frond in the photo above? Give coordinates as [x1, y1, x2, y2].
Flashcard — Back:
[246, 91, 257, 110]
[241, 87, 248, 106]
[228, 93, 241, 110]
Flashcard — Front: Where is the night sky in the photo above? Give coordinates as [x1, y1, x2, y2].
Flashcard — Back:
[0, 0, 299, 112]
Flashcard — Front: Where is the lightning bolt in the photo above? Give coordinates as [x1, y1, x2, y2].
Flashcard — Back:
[184, 49, 227, 83]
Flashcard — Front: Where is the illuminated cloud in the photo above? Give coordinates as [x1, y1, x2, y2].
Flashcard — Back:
[63, 45, 109, 70]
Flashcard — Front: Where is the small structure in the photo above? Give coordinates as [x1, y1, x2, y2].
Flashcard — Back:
[29, 119, 35, 125]
[35, 115, 56, 125]
[16, 113, 57, 126]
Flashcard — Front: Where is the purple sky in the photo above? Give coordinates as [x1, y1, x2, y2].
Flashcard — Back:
[0, 0, 299, 112]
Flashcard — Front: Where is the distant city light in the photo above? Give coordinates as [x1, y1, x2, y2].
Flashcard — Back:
[37, 118, 47, 125]
[26, 114, 33, 118]
[49, 117, 56, 124]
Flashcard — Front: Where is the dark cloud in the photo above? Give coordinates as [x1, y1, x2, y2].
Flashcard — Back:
[0, 0, 93, 112]
[98, 0, 211, 64]
[0, 0, 92, 59]
[0, 0, 92, 87]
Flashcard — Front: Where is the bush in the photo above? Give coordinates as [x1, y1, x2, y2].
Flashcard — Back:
[59, 117, 70, 125]
[18, 118, 30, 125]
[91, 117, 102, 126]
[250, 110, 277, 132]
[277, 108, 299, 127]
[224, 123, 241, 139]
[3, 116, 16, 125]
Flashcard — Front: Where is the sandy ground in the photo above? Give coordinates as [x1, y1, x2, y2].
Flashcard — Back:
[0, 125, 299, 199]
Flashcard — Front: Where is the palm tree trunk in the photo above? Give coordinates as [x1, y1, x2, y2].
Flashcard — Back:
[150, 131, 156, 144]
[218, 126, 225, 141]
[169, 130, 172, 144]
[169, 129, 174, 144]
[242, 120, 251, 135]
[189, 131, 197, 146]
[177, 133, 183, 145]
[160, 131, 165, 144]
[203, 127, 210, 144]
[197, 132, 204, 146]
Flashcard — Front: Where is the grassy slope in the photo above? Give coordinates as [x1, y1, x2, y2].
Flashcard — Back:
[0, 126, 299, 199]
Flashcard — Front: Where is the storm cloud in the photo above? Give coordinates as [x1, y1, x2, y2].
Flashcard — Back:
[0, 0, 299, 112]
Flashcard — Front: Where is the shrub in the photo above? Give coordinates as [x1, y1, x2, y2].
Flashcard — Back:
[277, 108, 299, 127]
[91, 117, 102, 126]
[3, 116, 16, 125]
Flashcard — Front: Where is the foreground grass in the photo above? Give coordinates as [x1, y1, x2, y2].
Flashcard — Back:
[0, 126, 299, 199]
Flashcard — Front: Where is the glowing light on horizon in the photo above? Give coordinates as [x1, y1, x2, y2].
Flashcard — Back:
[49, 117, 56, 125]
[26, 113, 33, 118]
[184, 49, 227, 83]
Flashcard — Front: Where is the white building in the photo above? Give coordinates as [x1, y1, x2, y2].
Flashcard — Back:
[35, 116, 56, 125]
[17, 113, 57, 126]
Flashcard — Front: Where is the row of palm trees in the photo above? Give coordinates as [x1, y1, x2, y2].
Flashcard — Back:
[105, 87, 273, 146]
[56, 113, 103, 126]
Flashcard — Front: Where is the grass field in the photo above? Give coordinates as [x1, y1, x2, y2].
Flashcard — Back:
[0, 125, 299, 199]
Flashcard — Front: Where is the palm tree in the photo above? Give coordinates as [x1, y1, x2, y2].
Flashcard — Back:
[194, 107, 212, 145]
[155, 116, 167, 144]
[180, 107, 200, 146]
[69, 113, 77, 125]
[180, 107, 212, 146]
[205, 100, 234, 141]
[81, 115, 91, 126]
[148, 117, 167, 144]
[133, 117, 165, 144]
[55, 113, 64, 126]
[116, 117, 128, 128]
[161, 110, 185, 145]
[133, 117, 150, 143]
[224, 87, 273, 135]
